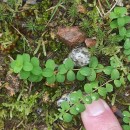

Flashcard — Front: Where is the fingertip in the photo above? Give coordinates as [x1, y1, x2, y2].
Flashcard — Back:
[81, 99, 122, 130]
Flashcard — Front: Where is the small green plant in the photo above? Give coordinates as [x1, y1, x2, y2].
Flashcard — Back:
[58, 90, 97, 122]
[123, 39, 130, 61]
[103, 56, 121, 80]
[25, 20, 44, 33]
[80, 19, 90, 31]
[110, 7, 130, 60]
[110, 7, 129, 29]
[0, 24, 19, 52]
[68, 4, 78, 18]
[11, 54, 104, 84]
[2, 93, 38, 119]
[10, 53, 130, 123]
[122, 106, 130, 130]
[11, 54, 43, 82]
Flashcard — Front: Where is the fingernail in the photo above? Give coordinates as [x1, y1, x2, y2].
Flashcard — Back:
[86, 99, 108, 116]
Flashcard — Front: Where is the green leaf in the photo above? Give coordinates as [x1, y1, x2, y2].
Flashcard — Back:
[91, 93, 99, 101]
[123, 117, 130, 124]
[31, 66, 42, 75]
[98, 87, 107, 97]
[42, 68, 54, 77]
[127, 74, 130, 81]
[10, 60, 16, 69]
[111, 69, 120, 80]
[87, 69, 96, 81]
[67, 70, 75, 81]
[114, 80, 121, 87]
[76, 71, 85, 81]
[28, 74, 39, 82]
[76, 90, 83, 98]
[58, 64, 67, 74]
[103, 66, 113, 75]
[114, 7, 127, 16]
[70, 106, 79, 115]
[79, 67, 91, 76]
[13, 55, 23, 73]
[75, 103, 85, 113]
[110, 56, 120, 68]
[45, 59, 56, 70]
[61, 101, 70, 110]
[83, 96, 92, 104]
[23, 62, 33, 71]
[96, 64, 104, 73]
[124, 16, 130, 23]
[90, 81, 99, 89]
[106, 83, 113, 92]
[117, 17, 125, 27]
[31, 57, 39, 67]
[123, 111, 130, 117]
[124, 39, 130, 49]
[126, 30, 130, 37]
[124, 49, 130, 55]
[122, 125, 130, 130]
[35, 75, 43, 82]
[89, 56, 98, 68]
[119, 27, 126, 36]
[56, 73, 65, 83]
[20, 70, 30, 79]
[110, 12, 118, 20]
[69, 92, 80, 103]
[110, 20, 118, 29]
[22, 53, 30, 62]
[64, 58, 74, 70]
[63, 113, 73, 122]
[16, 54, 23, 62]
[84, 83, 93, 93]
[46, 74, 56, 84]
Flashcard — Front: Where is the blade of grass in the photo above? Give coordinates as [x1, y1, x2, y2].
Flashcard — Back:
[105, 0, 111, 8]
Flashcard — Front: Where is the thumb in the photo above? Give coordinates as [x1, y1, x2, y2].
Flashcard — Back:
[81, 99, 122, 130]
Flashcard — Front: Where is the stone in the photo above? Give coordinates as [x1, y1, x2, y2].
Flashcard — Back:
[57, 93, 70, 107]
[68, 47, 90, 67]
[116, 0, 123, 6]
[57, 26, 86, 47]
[24, 0, 37, 5]
[85, 38, 96, 47]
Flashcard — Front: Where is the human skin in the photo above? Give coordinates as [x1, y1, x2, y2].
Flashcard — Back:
[81, 99, 122, 130]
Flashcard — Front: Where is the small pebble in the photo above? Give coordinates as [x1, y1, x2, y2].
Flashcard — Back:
[25, 0, 37, 5]
[57, 93, 70, 107]
[68, 47, 90, 67]
[57, 26, 86, 47]
[85, 38, 96, 47]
